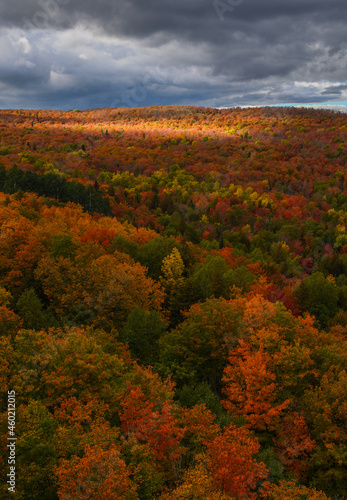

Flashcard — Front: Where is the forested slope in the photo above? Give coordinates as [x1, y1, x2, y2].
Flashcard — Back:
[0, 105, 346, 499]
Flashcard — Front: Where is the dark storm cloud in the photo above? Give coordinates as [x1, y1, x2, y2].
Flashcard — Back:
[0, 0, 346, 109]
[1, 0, 345, 33]
[321, 84, 347, 95]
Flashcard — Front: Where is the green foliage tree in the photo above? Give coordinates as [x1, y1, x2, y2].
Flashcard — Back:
[159, 298, 239, 391]
[16, 401, 58, 500]
[122, 307, 167, 365]
[16, 288, 57, 330]
[191, 256, 233, 299]
[137, 237, 181, 280]
[295, 272, 338, 328]
[50, 233, 77, 260]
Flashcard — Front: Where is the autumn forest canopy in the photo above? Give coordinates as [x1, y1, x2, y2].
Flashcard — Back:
[0, 105, 347, 499]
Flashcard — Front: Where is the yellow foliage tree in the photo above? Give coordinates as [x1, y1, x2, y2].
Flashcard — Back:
[161, 454, 234, 500]
[265, 479, 330, 500]
[160, 248, 185, 293]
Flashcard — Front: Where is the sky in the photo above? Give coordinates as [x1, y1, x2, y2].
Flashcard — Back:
[0, 0, 346, 111]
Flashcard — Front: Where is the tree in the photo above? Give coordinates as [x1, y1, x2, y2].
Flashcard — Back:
[51, 232, 77, 260]
[265, 479, 330, 500]
[35, 253, 165, 330]
[302, 368, 347, 497]
[160, 247, 187, 325]
[0, 286, 22, 336]
[177, 382, 227, 424]
[166, 275, 206, 327]
[137, 237, 180, 280]
[275, 412, 316, 480]
[53, 396, 118, 460]
[206, 423, 269, 499]
[159, 298, 239, 391]
[191, 256, 234, 299]
[121, 437, 165, 500]
[56, 445, 139, 500]
[122, 307, 167, 365]
[16, 401, 58, 500]
[229, 265, 257, 293]
[16, 287, 57, 330]
[161, 453, 233, 500]
[160, 247, 185, 293]
[10, 327, 129, 414]
[120, 383, 184, 479]
[0, 211, 43, 297]
[222, 341, 291, 432]
[294, 272, 338, 327]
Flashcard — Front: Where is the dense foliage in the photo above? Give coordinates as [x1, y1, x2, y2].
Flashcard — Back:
[0, 105, 346, 499]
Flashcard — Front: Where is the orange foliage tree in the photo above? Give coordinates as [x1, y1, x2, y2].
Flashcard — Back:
[56, 444, 139, 500]
[222, 341, 291, 431]
[206, 423, 269, 499]
[120, 382, 184, 479]
[275, 412, 316, 479]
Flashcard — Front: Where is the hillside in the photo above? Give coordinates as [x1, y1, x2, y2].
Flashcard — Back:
[0, 105, 347, 499]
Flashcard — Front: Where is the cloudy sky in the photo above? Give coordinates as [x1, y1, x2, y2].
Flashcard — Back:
[0, 0, 346, 110]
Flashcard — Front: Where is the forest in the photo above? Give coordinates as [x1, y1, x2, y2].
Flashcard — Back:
[0, 105, 346, 499]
